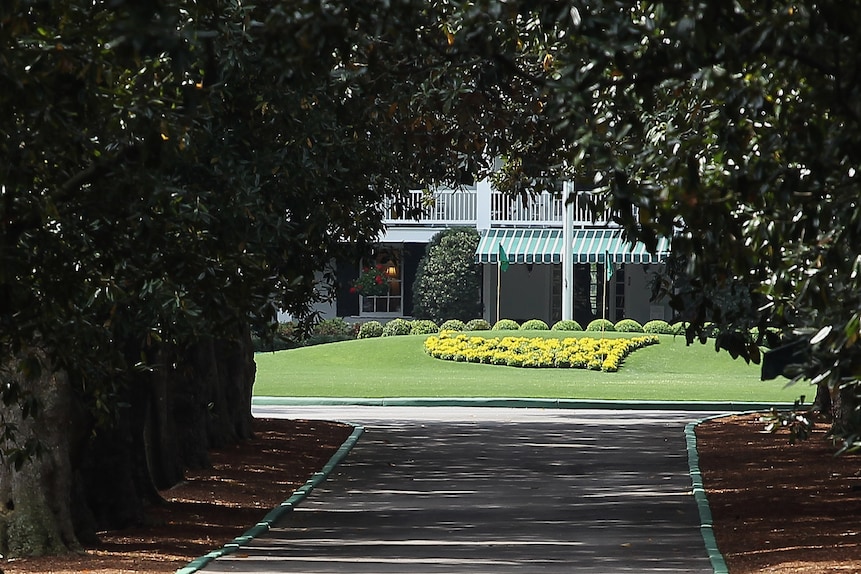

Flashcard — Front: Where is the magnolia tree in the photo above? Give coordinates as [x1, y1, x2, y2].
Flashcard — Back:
[0, 0, 501, 556]
[3, 0, 861, 558]
[397, 1, 861, 442]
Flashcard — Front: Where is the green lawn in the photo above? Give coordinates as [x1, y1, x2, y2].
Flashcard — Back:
[253, 331, 805, 403]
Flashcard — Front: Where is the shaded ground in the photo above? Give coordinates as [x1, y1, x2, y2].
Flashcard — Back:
[2, 412, 859, 573]
[697, 412, 861, 573]
[1, 418, 351, 574]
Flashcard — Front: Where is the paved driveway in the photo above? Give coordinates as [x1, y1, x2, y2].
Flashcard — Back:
[201, 406, 719, 573]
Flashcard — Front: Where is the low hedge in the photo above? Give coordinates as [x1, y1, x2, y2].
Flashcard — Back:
[615, 319, 644, 333]
[465, 318, 492, 331]
[552, 320, 583, 331]
[586, 319, 615, 332]
[492, 319, 520, 330]
[357, 321, 383, 338]
[643, 320, 673, 334]
[520, 319, 549, 331]
[382, 318, 412, 336]
[410, 319, 439, 335]
[440, 319, 466, 332]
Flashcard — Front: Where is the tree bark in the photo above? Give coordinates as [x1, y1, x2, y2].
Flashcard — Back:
[0, 323, 258, 556]
[830, 385, 859, 439]
[73, 377, 162, 536]
[209, 325, 255, 444]
[0, 362, 82, 557]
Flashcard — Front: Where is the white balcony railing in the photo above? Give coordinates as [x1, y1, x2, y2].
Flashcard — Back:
[382, 185, 615, 228]
[381, 188, 477, 226]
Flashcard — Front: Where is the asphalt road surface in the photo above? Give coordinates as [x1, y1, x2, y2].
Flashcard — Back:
[201, 406, 720, 574]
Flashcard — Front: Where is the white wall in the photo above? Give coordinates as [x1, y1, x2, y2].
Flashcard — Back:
[478, 262, 673, 327]
[483, 264, 554, 324]
[277, 269, 338, 323]
[623, 264, 671, 323]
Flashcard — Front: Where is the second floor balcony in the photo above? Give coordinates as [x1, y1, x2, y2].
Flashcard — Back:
[381, 181, 617, 230]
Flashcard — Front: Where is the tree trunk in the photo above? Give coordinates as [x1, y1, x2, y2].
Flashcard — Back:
[73, 375, 162, 536]
[814, 382, 832, 420]
[0, 362, 82, 557]
[146, 342, 210, 485]
[830, 385, 859, 440]
[209, 325, 255, 444]
[0, 322, 257, 556]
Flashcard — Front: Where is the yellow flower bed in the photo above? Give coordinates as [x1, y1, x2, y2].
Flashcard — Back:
[423, 332, 659, 372]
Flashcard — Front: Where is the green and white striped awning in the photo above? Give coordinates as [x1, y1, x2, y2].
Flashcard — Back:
[476, 229, 564, 264]
[475, 228, 670, 265]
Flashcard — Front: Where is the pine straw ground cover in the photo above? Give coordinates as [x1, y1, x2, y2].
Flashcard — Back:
[4, 413, 861, 573]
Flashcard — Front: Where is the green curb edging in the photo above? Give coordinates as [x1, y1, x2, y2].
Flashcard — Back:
[175, 424, 365, 574]
[253, 395, 790, 412]
[686, 413, 737, 574]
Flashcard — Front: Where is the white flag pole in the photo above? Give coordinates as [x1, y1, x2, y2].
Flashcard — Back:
[497, 257, 501, 324]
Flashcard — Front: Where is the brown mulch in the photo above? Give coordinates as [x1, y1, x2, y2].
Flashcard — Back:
[3, 413, 860, 574]
[1, 418, 352, 574]
[697, 412, 861, 573]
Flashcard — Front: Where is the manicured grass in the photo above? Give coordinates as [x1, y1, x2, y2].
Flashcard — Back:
[253, 331, 805, 403]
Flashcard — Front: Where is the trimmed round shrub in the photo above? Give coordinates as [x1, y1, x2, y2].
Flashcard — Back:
[492, 319, 520, 330]
[671, 322, 687, 336]
[552, 319, 583, 331]
[357, 320, 383, 339]
[410, 319, 439, 335]
[312, 317, 352, 338]
[382, 318, 412, 337]
[439, 319, 466, 332]
[644, 320, 673, 334]
[586, 318, 615, 332]
[614, 319, 644, 333]
[277, 321, 298, 340]
[520, 319, 549, 331]
[465, 318, 492, 331]
[306, 317, 355, 346]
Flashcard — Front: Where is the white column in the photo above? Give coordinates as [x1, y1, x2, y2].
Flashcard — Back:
[562, 180, 575, 321]
[475, 177, 492, 231]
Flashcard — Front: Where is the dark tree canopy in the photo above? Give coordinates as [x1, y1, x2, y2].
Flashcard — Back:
[0, 0, 502, 555]
[414, 1, 861, 443]
[2, 0, 861, 557]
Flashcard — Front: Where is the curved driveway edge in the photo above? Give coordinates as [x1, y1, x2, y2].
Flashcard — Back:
[685, 416, 731, 574]
[176, 425, 365, 574]
[252, 395, 788, 412]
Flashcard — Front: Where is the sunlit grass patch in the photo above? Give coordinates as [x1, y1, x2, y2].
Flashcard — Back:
[252, 333, 803, 402]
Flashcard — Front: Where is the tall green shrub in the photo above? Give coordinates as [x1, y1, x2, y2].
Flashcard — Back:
[412, 228, 482, 324]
